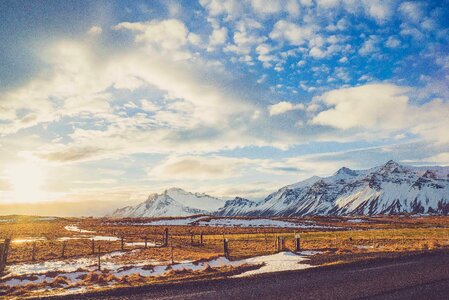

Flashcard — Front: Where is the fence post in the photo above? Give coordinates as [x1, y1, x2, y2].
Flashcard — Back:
[61, 241, 66, 258]
[32, 242, 37, 261]
[277, 236, 285, 252]
[163, 228, 169, 247]
[121, 236, 125, 251]
[295, 234, 301, 253]
[0, 238, 11, 275]
[170, 241, 174, 264]
[144, 236, 148, 249]
[223, 238, 229, 258]
[97, 245, 101, 271]
[91, 239, 95, 254]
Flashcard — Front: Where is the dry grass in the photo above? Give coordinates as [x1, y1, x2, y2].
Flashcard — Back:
[1, 215, 449, 264]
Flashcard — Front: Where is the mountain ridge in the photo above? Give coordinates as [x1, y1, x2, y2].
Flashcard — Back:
[110, 161, 449, 218]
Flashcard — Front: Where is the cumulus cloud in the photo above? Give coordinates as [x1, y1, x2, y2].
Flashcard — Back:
[398, 1, 423, 23]
[385, 36, 401, 48]
[312, 84, 410, 130]
[268, 101, 305, 115]
[269, 20, 313, 46]
[359, 35, 379, 55]
[87, 25, 103, 36]
[148, 155, 249, 180]
[311, 84, 449, 146]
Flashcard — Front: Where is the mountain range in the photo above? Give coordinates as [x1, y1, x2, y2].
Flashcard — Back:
[110, 160, 449, 217]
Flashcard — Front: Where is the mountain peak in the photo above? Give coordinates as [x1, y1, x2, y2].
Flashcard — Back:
[377, 160, 403, 173]
[165, 187, 186, 194]
[384, 160, 400, 167]
[334, 167, 357, 177]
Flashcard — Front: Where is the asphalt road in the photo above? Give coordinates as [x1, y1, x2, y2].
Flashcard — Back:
[60, 250, 449, 300]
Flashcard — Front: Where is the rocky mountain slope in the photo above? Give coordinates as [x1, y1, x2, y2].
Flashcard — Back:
[110, 161, 449, 217]
[110, 188, 225, 217]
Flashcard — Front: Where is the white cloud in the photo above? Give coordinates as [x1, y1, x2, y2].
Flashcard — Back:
[199, 0, 242, 19]
[398, 1, 423, 23]
[268, 101, 305, 115]
[270, 20, 313, 46]
[361, 0, 392, 23]
[148, 155, 249, 180]
[385, 36, 401, 48]
[87, 26, 103, 36]
[299, 0, 313, 7]
[309, 46, 326, 58]
[359, 35, 379, 56]
[316, 0, 340, 9]
[249, 0, 282, 14]
[311, 84, 449, 146]
[113, 19, 192, 51]
[208, 26, 228, 49]
[140, 99, 160, 112]
[312, 84, 410, 130]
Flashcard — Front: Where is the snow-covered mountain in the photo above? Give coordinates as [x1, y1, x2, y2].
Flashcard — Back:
[215, 197, 258, 216]
[110, 161, 449, 217]
[110, 188, 225, 217]
[225, 160, 449, 216]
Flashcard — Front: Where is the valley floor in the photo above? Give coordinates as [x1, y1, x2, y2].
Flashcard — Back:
[1, 214, 449, 298]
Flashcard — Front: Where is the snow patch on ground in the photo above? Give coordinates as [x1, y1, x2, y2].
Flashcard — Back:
[1, 250, 318, 298]
[233, 252, 313, 278]
[197, 218, 330, 229]
[64, 225, 95, 233]
[346, 219, 368, 223]
[140, 216, 207, 226]
[12, 237, 47, 244]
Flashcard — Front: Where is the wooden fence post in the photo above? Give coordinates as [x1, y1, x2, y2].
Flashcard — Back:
[97, 245, 101, 271]
[91, 239, 95, 254]
[61, 241, 67, 258]
[0, 238, 11, 275]
[32, 242, 37, 261]
[277, 236, 285, 252]
[144, 236, 148, 249]
[295, 234, 301, 253]
[121, 236, 125, 251]
[163, 228, 169, 247]
[223, 238, 229, 258]
[170, 241, 174, 264]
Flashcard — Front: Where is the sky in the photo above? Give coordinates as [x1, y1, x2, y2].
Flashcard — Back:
[0, 0, 448, 216]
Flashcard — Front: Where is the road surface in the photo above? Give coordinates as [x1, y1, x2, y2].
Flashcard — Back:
[57, 250, 449, 300]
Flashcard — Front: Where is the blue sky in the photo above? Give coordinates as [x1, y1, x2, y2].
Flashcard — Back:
[0, 0, 448, 214]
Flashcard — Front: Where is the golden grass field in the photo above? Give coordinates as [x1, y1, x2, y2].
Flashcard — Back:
[1, 215, 449, 299]
[1, 215, 449, 265]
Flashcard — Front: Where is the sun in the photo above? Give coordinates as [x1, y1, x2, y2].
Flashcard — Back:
[5, 162, 47, 203]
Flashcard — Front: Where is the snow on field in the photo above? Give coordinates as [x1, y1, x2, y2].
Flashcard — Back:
[36, 217, 58, 221]
[140, 216, 206, 226]
[5, 251, 128, 277]
[64, 225, 95, 233]
[120, 217, 333, 229]
[233, 252, 313, 278]
[346, 219, 368, 223]
[197, 218, 331, 229]
[12, 237, 47, 244]
[1, 250, 318, 296]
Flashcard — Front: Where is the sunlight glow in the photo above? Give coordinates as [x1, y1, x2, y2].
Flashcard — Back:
[5, 162, 47, 203]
